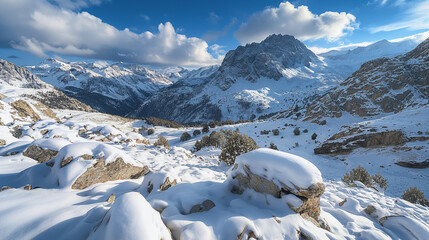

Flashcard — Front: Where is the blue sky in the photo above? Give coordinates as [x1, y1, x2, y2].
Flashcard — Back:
[0, 0, 428, 66]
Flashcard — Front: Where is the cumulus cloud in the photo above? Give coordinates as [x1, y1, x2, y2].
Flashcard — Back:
[370, 0, 429, 33]
[48, 0, 108, 10]
[234, 1, 357, 44]
[0, 0, 219, 66]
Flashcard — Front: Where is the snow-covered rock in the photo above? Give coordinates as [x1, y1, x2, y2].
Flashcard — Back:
[229, 148, 325, 224]
[14, 142, 150, 189]
[88, 192, 172, 240]
[22, 138, 71, 163]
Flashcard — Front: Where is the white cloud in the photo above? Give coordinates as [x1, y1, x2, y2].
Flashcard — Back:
[0, 0, 219, 66]
[371, 0, 429, 33]
[234, 1, 357, 44]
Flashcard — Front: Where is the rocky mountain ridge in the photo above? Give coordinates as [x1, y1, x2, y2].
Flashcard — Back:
[305, 37, 429, 121]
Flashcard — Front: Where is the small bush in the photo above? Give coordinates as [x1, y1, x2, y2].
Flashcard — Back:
[154, 136, 169, 149]
[402, 187, 429, 206]
[208, 131, 227, 148]
[180, 132, 191, 142]
[260, 130, 270, 135]
[219, 132, 259, 165]
[193, 129, 201, 136]
[208, 121, 216, 128]
[144, 117, 184, 128]
[372, 173, 388, 190]
[272, 129, 280, 136]
[202, 124, 210, 133]
[303, 129, 308, 133]
[269, 142, 278, 150]
[193, 129, 235, 151]
[311, 133, 317, 140]
[319, 120, 327, 125]
[293, 127, 300, 136]
[342, 166, 373, 188]
[147, 128, 155, 135]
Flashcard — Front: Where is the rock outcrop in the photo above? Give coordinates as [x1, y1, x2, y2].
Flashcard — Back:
[314, 129, 406, 155]
[23, 145, 58, 163]
[71, 157, 150, 189]
[11, 100, 41, 122]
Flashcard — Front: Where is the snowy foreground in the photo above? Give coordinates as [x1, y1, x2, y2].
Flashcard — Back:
[1, 97, 429, 239]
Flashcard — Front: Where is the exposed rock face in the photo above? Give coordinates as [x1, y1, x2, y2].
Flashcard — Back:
[159, 177, 177, 191]
[106, 193, 116, 203]
[188, 200, 216, 214]
[24, 91, 94, 112]
[71, 157, 150, 189]
[314, 130, 406, 155]
[11, 100, 41, 122]
[23, 145, 58, 163]
[0, 139, 5, 147]
[395, 160, 429, 169]
[306, 37, 429, 121]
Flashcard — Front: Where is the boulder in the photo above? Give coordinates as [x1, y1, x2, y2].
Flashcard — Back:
[0, 139, 5, 147]
[71, 157, 150, 190]
[188, 200, 216, 214]
[229, 148, 325, 223]
[24, 142, 151, 189]
[22, 139, 70, 163]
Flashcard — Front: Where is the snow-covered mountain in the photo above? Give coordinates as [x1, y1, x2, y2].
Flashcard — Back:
[28, 59, 173, 115]
[131, 34, 343, 123]
[306, 37, 429, 121]
[320, 38, 421, 78]
[0, 59, 93, 112]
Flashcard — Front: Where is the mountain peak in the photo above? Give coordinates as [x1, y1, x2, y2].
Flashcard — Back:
[213, 34, 319, 90]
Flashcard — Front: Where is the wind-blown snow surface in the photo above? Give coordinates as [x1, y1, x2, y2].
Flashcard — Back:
[1, 92, 429, 239]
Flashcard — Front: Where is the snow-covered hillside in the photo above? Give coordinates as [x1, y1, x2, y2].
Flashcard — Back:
[131, 34, 343, 123]
[306, 37, 429, 121]
[1, 88, 429, 239]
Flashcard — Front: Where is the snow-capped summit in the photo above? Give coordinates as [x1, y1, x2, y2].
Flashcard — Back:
[212, 34, 320, 90]
[130, 34, 342, 123]
[28, 59, 173, 115]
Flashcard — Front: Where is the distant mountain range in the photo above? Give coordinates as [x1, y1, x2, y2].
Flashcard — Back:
[320, 38, 421, 78]
[16, 33, 426, 123]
